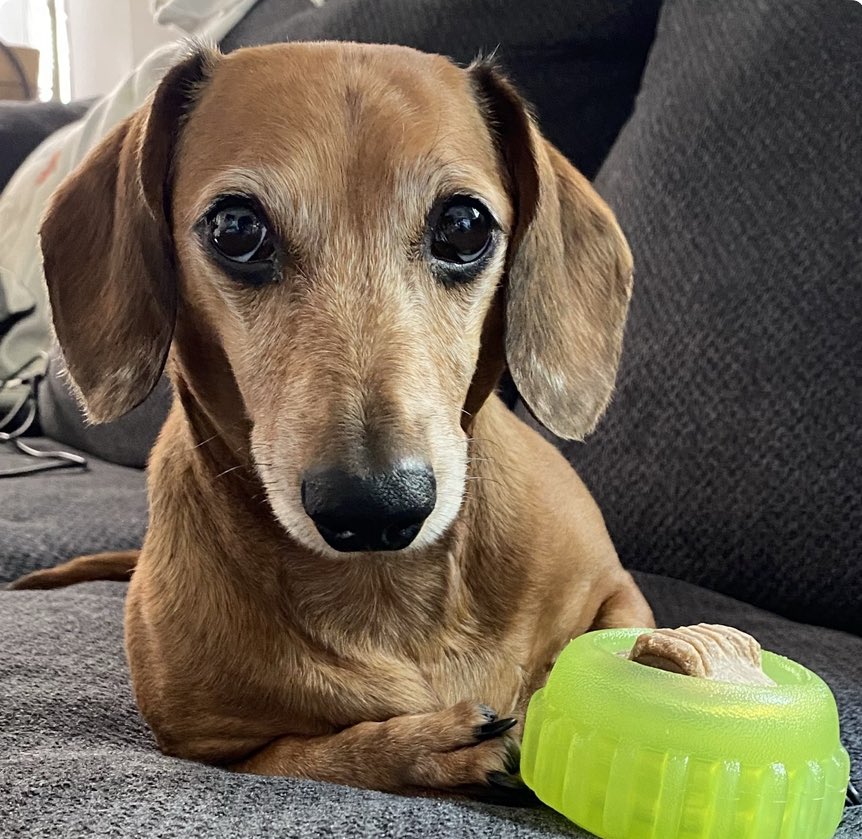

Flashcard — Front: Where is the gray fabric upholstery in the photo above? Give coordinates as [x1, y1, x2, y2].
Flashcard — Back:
[0, 439, 147, 583]
[519, 0, 862, 634]
[1, 572, 859, 838]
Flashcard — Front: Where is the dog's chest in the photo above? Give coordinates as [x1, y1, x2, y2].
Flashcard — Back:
[136, 548, 530, 740]
[253, 554, 529, 725]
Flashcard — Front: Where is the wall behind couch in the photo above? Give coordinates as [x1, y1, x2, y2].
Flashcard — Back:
[67, 0, 177, 99]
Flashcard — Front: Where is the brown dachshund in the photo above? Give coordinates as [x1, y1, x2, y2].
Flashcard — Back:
[10, 42, 653, 796]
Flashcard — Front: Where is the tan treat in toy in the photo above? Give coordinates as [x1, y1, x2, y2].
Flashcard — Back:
[628, 623, 776, 685]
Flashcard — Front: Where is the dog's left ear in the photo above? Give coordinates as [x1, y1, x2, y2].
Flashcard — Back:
[470, 61, 633, 440]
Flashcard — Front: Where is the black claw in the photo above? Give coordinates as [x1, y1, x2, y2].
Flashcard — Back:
[481, 773, 542, 807]
[475, 716, 517, 741]
[487, 770, 522, 789]
[504, 740, 521, 775]
[476, 704, 497, 723]
[457, 780, 542, 808]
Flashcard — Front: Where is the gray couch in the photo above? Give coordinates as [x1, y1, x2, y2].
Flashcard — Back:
[1, 1, 860, 837]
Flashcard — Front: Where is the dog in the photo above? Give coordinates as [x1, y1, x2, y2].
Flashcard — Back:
[10, 41, 653, 796]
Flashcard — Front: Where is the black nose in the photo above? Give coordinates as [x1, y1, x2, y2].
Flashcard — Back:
[301, 464, 436, 552]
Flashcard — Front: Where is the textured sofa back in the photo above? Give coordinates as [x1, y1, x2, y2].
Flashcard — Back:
[529, 0, 862, 634]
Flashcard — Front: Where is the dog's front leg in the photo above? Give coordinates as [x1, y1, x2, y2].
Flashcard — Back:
[231, 701, 519, 794]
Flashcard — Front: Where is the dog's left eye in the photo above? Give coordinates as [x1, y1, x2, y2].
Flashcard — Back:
[428, 196, 495, 268]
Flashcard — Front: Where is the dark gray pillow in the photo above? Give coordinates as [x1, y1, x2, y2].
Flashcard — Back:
[521, 0, 862, 633]
[0, 99, 90, 192]
[37, 344, 172, 469]
[224, 0, 662, 180]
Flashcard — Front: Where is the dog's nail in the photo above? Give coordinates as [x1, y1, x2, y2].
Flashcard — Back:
[483, 774, 543, 808]
[476, 704, 497, 723]
[475, 717, 517, 741]
[487, 770, 523, 789]
[504, 740, 521, 775]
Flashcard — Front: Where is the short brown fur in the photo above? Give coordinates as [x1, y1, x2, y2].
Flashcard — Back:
[10, 42, 652, 795]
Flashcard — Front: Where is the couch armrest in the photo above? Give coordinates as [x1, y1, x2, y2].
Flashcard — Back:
[0, 99, 92, 192]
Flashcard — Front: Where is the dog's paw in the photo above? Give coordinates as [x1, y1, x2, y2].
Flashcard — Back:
[385, 701, 521, 790]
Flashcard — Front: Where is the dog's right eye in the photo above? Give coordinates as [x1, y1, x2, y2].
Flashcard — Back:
[208, 201, 274, 262]
[202, 197, 279, 283]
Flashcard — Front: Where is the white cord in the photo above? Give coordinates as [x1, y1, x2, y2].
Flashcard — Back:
[0, 352, 88, 478]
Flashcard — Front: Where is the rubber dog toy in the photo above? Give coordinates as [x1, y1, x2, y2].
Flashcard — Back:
[520, 626, 850, 839]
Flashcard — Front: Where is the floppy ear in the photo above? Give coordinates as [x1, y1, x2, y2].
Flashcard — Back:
[39, 46, 216, 424]
[471, 62, 633, 440]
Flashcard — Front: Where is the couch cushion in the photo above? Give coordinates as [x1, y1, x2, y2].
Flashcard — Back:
[0, 439, 147, 582]
[1, 573, 858, 837]
[521, 0, 862, 634]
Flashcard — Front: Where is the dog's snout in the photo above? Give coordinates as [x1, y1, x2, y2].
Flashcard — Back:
[301, 464, 436, 553]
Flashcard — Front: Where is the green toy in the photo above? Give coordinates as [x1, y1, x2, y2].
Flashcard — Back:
[520, 628, 849, 839]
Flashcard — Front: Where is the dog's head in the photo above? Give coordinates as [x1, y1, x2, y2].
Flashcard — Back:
[41, 43, 631, 558]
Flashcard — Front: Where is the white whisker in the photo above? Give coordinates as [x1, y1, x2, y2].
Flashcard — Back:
[214, 463, 245, 480]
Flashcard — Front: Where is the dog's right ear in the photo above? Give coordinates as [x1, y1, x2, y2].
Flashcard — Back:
[40, 46, 218, 424]
[470, 61, 633, 441]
